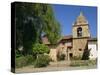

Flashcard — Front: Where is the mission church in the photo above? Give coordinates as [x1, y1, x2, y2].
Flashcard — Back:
[42, 12, 97, 61]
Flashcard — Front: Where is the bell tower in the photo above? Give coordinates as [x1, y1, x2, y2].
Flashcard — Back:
[72, 12, 90, 58]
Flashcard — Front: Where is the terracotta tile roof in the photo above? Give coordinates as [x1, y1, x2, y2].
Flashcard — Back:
[67, 46, 72, 48]
[42, 35, 72, 44]
[58, 35, 72, 43]
[62, 35, 72, 40]
[88, 38, 97, 41]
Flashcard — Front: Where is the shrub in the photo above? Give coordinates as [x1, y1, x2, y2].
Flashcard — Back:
[16, 50, 23, 58]
[16, 56, 27, 68]
[88, 60, 97, 66]
[34, 54, 50, 68]
[32, 44, 50, 56]
[57, 54, 65, 61]
[25, 55, 35, 65]
[16, 55, 35, 68]
[82, 49, 90, 60]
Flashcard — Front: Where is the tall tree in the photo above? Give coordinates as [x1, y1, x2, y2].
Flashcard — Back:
[15, 2, 61, 55]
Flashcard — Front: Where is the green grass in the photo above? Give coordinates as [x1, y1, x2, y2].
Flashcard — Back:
[70, 60, 97, 67]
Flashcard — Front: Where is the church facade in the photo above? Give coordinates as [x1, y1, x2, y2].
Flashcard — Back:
[42, 12, 97, 61]
[72, 12, 91, 58]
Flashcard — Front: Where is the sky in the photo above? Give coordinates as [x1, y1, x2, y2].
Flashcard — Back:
[52, 4, 97, 37]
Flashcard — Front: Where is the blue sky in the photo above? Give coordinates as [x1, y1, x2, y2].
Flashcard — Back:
[52, 4, 97, 37]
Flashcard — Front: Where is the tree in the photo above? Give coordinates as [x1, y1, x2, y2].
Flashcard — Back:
[32, 43, 50, 57]
[15, 2, 61, 55]
[82, 49, 90, 60]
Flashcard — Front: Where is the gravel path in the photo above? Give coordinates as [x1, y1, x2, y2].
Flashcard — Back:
[15, 61, 97, 73]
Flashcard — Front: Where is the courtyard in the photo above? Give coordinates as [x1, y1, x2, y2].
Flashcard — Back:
[16, 60, 97, 73]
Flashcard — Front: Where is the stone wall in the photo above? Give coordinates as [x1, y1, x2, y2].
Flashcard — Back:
[49, 48, 57, 61]
[72, 38, 88, 57]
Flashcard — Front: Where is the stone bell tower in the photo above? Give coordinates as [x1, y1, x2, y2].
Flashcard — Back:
[72, 12, 91, 58]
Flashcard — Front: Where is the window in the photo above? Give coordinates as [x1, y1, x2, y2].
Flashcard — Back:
[69, 53, 73, 60]
[62, 42, 65, 45]
[77, 27, 82, 37]
[69, 53, 73, 57]
[79, 48, 82, 51]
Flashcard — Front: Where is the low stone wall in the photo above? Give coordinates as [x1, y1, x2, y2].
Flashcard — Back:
[49, 49, 57, 61]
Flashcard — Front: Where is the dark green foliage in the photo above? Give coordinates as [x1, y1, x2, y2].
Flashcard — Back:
[26, 55, 36, 65]
[16, 55, 35, 68]
[32, 43, 50, 56]
[57, 54, 66, 61]
[15, 2, 61, 55]
[16, 50, 23, 58]
[34, 54, 50, 68]
[82, 49, 90, 60]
